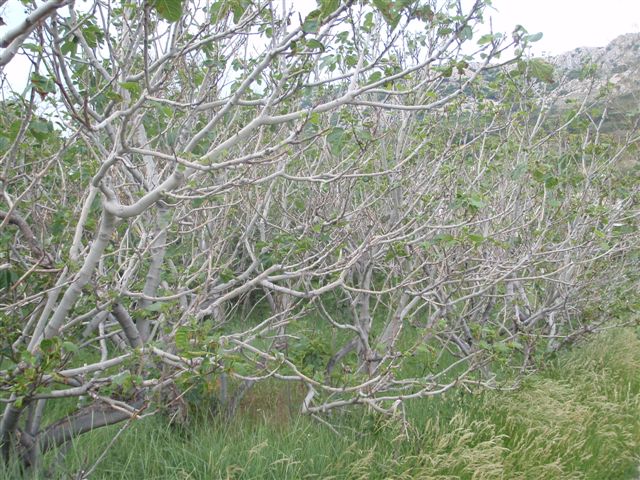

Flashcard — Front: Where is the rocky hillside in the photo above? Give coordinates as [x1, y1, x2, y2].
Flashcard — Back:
[546, 33, 640, 125]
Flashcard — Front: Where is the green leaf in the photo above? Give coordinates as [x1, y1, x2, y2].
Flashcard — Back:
[120, 81, 141, 98]
[511, 163, 527, 179]
[82, 24, 104, 48]
[302, 9, 322, 34]
[423, 233, 457, 248]
[210, 0, 229, 22]
[458, 25, 473, 42]
[493, 342, 509, 354]
[219, 268, 235, 282]
[29, 119, 52, 141]
[175, 327, 190, 352]
[40, 339, 56, 353]
[362, 11, 375, 32]
[467, 233, 485, 245]
[305, 39, 325, 51]
[508, 341, 524, 350]
[112, 370, 131, 386]
[191, 197, 205, 208]
[60, 38, 78, 56]
[30, 73, 56, 95]
[468, 195, 485, 210]
[528, 58, 555, 84]
[62, 341, 79, 354]
[477, 33, 495, 45]
[437, 65, 453, 78]
[143, 302, 164, 312]
[153, 0, 183, 22]
[367, 71, 382, 84]
[544, 175, 559, 189]
[525, 32, 543, 43]
[435, 233, 456, 245]
[326, 127, 346, 155]
[372, 0, 401, 29]
[318, 0, 339, 17]
[104, 89, 124, 103]
[30, 119, 50, 133]
[456, 60, 469, 75]
[230, 0, 247, 23]
[21, 43, 42, 53]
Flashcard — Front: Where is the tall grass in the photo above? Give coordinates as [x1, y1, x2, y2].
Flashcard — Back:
[5, 328, 640, 479]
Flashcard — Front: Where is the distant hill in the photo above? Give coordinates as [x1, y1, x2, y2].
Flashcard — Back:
[546, 33, 640, 130]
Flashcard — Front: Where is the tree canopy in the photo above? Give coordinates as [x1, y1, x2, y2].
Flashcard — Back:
[0, 0, 638, 471]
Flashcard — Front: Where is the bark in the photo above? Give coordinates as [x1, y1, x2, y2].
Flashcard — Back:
[0, 210, 52, 268]
[0, 401, 25, 462]
[1, 209, 115, 462]
[34, 400, 143, 455]
[111, 303, 142, 348]
[136, 205, 170, 342]
[44, 209, 116, 339]
[27, 269, 68, 351]
[0, 0, 70, 67]
[69, 186, 98, 261]
[224, 380, 254, 421]
[377, 294, 420, 363]
[326, 337, 358, 376]
[354, 258, 374, 374]
[22, 399, 46, 468]
[81, 310, 109, 339]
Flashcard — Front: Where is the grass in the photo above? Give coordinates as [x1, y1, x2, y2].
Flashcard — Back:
[5, 327, 640, 479]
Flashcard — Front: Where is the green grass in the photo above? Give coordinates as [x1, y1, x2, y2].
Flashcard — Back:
[5, 328, 640, 479]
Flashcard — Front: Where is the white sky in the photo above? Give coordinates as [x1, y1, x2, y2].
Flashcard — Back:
[488, 0, 640, 55]
[2, 0, 638, 54]
[1, 0, 639, 93]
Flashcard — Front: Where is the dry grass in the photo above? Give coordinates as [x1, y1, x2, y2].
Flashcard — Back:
[5, 329, 640, 479]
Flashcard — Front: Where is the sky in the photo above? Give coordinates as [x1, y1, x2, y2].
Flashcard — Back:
[487, 0, 640, 55]
[2, 0, 639, 55]
[286, 0, 640, 55]
[1, 0, 640, 92]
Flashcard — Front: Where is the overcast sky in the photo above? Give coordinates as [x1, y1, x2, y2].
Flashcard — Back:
[488, 0, 640, 55]
[1, 0, 639, 92]
[2, 0, 639, 55]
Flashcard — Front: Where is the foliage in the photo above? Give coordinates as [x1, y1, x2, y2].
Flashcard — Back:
[2, 329, 640, 478]
[0, 0, 638, 473]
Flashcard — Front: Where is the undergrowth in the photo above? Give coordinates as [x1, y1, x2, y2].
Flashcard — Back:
[5, 328, 640, 479]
